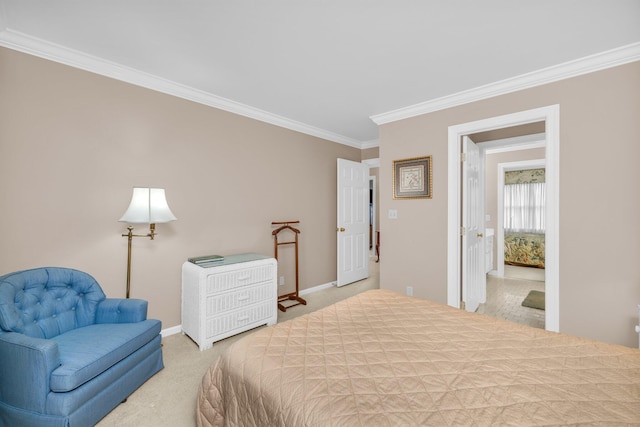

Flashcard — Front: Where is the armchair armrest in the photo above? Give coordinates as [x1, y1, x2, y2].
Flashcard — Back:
[95, 298, 148, 324]
[0, 332, 60, 413]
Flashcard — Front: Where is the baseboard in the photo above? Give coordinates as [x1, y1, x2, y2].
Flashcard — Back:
[161, 280, 338, 337]
[161, 324, 182, 338]
[299, 280, 336, 296]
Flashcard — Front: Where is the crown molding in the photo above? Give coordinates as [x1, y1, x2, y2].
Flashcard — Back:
[0, 28, 365, 149]
[371, 42, 640, 126]
[5, 25, 637, 149]
[362, 158, 380, 168]
[360, 139, 380, 149]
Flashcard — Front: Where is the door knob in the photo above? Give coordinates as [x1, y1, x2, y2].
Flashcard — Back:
[337, 227, 345, 232]
[477, 233, 484, 238]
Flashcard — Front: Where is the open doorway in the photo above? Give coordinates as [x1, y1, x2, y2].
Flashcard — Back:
[479, 143, 546, 329]
[369, 175, 377, 258]
[447, 105, 559, 332]
[363, 159, 380, 261]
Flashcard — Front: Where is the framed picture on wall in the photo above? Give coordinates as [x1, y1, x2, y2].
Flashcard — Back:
[393, 156, 432, 199]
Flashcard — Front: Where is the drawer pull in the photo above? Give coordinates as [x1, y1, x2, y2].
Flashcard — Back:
[238, 275, 251, 281]
[237, 315, 249, 322]
[237, 295, 250, 302]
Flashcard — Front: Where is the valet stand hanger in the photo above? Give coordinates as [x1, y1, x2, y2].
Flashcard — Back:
[272, 221, 307, 312]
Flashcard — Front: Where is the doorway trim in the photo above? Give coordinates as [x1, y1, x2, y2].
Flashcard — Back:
[447, 105, 559, 332]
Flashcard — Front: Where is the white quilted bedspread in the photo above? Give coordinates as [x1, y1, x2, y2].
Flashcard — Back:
[197, 289, 640, 426]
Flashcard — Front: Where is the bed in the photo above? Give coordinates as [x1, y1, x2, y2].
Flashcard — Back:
[504, 232, 545, 268]
[196, 289, 640, 426]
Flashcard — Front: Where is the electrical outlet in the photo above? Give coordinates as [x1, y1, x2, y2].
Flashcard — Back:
[388, 209, 398, 219]
[406, 286, 413, 296]
[279, 276, 285, 286]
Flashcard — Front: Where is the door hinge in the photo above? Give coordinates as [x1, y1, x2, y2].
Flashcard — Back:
[460, 152, 466, 162]
[460, 226, 466, 236]
[460, 301, 466, 311]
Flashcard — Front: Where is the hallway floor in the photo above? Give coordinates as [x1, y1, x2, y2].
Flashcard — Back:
[476, 265, 545, 329]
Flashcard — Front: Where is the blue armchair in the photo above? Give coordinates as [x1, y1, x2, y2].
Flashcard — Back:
[0, 267, 164, 426]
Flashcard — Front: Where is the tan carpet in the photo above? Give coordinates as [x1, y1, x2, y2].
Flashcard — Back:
[97, 262, 379, 427]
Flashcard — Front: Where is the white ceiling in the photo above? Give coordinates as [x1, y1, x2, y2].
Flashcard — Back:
[1, 1, 639, 148]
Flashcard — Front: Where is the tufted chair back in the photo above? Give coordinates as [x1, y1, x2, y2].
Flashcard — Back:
[0, 267, 106, 339]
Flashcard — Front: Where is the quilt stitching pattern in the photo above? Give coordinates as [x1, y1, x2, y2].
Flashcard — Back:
[197, 290, 640, 426]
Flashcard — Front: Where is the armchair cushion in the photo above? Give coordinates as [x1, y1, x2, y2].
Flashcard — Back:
[50, 319, 161, 392]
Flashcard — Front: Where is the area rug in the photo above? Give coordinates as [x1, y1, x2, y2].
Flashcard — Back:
[522, 290, 545, 310]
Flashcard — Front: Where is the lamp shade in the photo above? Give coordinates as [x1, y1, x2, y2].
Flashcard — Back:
[119, 187, 177, 224]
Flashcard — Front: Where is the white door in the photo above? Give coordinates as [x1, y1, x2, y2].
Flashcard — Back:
[337, 158, 369, 287]
[462, 136, 485, 312]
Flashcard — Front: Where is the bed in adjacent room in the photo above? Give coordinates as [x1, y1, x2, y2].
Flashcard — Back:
[504, 231, 545, 268]
[196, 289, 640, 426]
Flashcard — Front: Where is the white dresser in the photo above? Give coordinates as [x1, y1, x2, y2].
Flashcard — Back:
[181, 253, 277, 351]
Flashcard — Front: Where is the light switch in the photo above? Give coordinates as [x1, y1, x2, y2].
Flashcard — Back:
[388, 209, 398, 219]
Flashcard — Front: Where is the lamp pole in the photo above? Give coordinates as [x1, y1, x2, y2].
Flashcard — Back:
[122, 225, 156, 298]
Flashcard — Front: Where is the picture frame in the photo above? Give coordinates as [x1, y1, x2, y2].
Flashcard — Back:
[393, 156, 432, 199]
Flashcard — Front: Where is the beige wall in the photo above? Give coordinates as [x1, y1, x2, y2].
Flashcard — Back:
[0, 47, 361, 329]
[361, 147, 379, 160]
[485, 147, 546, 270]
[379, 61, 640, 347]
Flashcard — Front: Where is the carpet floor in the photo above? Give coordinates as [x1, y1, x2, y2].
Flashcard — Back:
[97, 261, 379, 427]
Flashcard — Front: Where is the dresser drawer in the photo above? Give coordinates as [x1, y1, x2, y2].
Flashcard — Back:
[206, 282, 275, 315]
[206, 300, 274, 338]
[206, 264, 274, 294]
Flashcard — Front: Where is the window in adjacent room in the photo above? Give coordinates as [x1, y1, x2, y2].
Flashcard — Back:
[503, 169, 545, 233]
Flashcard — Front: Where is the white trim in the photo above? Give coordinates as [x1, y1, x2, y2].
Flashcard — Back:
[362, 158, 380, 168]
[0, 29, 364, 149]
[448, 105, 560, 332]
[360, 139, 380, 149]
[496, 159, 546, 277]
[482, 133, 546, 154]
[447, 135, 461, 309]
[299, 280, 337, 296]
[498, 159, 546, 171]
[2, 24, 637, 150]
[372, 43, 640, 125]
[161, 324, 182, 337]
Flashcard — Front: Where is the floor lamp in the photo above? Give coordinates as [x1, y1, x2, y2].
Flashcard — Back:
[119, 187, 177, 298]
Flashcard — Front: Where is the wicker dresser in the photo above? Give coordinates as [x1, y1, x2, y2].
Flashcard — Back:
[181, 253, 277, 351]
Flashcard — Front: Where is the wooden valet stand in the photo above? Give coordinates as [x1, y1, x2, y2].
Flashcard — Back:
[272, 221, 307, 312]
